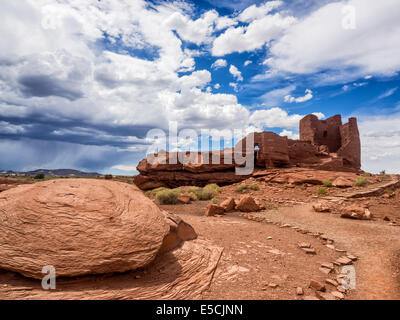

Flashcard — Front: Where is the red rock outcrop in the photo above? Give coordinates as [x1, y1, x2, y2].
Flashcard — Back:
[133, 114, 361, 190]
[0, 179, 197, 279]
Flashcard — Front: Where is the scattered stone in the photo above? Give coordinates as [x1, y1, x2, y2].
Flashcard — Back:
[220, 197, 236, 212]
[326, 244, 335, 250]
[384, 216, 391, 222]
[332, 176, 354, 188]
[337, 285, 347, 293]
[331, 291, 345, 300]
[325, 279, 339, 287]
[320, 234, 330, 241]
[316, 291, 336, 300]
[335, 248, 346, 253]
[267, 236, 272, 240]
[177, 194, 191, 204]
[205, 204, 225, 217]
[309, 280, 326, 291]
[340, 204, 372, 220]
[319, 267, 332, 274]
[335, 256, 353, 265]
[302, 248, 316, 255]
[321, 262, 334, 269]
[268, 283, 279, 289]
[313, 203, 331, 213]
[298, 242, 311, 248]
[296, 287, 304, 295]
[236, 195, 261, 212]
[346, 254, 358, 261]
[303, 295, 320, 300]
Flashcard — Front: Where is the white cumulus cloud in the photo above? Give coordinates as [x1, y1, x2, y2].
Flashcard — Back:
[284, 89, 313, 103]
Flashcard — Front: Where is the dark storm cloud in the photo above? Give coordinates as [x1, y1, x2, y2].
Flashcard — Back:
[18, 75, 84, 101]
[0, 138, 145, 173]
[0, 113, 156, 149]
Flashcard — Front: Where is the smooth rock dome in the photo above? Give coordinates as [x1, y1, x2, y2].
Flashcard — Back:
[0, 179, 170, 279]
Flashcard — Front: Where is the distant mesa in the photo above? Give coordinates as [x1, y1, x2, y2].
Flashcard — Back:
[0, 169, 101, 177]
[133, 114, 361, 190]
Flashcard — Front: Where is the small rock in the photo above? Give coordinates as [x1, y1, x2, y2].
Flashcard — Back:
[296, 287, 304, 295]
[302, 248, 316, 255]
[331, 291, 345, 300]
[177, 194, 191, 204]
[205, 204, 225, 217]
[326, 244, 335, 250]
[319, 267, 332, 274]
[325, 279, 339, 287]
[236, 195, 261, 212]
[321, 262, 334, 269]
[268, 283, 279, 288]
[335, 248, 347, 253]
[316, 291, 336, 300]
[220, 197, 236, 212]
[336, 285, 347, 293]
[313, 203, 331, 213]
[383, 216, 391, 221]
[267, 236, 272, 240]
[336, 256, 353, 265]
[303, 295, 320, 300]
[298, 242, 311, 248]
[320, 234, 330, 241]
[309, 279, 326, 291]
[346, 254, 358, 261]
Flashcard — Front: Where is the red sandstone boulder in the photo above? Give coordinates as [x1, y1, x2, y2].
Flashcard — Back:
[236, 195, 261, 212]
[313, 203, 331, 213]
[220, 197, 236, 212]
[205, 204, 225, 216]
[340, 204, 372, 220]
[332, 176, 354, 188]
[0, 179, 174, 279]
[159, 211, 197, 253]
[177, 194, 191, 204]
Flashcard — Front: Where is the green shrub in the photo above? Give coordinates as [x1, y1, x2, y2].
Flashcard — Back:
[317, 187, 328, 195]
[186, 186, 202, 194]
[210, 197, 219, 204]
[322, 180, 333, 188]
[155, 189, 181, 205]
[151, 187, 168, 196]
[34, 173, 45, 180]
[187, 192, 198, 201]
[354, 177, 368, 187]
[197, 189, 215, 201]
[235, 183, 248, 193]
[265, 204, 278, 210]
[249, 183, 260, 191]
[203, 183, 221, 195]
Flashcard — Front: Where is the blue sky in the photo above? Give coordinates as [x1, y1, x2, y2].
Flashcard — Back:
[0, 0, 400, 174]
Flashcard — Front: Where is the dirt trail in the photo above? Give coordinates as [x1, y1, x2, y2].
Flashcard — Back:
[261, 204, 400, 299]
